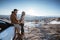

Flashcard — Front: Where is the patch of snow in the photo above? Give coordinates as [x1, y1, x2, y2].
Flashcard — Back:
[48, 20, 60, 24]
[0, 26, 15, 40]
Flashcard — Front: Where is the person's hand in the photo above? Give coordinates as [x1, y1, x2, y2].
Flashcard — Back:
[20, 21, 24, 24]
[18, 20, 21, 24]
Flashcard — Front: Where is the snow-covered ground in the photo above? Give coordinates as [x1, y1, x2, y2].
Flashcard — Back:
[47, 20, 60, 24]
[0, 27, 15, 40]
[24, 22, 41, 28]
[0, 19, 60, 40]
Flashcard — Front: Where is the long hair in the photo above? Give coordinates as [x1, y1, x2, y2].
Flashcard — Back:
[20, 11, 25, 22]
[21, 11, 25, 17]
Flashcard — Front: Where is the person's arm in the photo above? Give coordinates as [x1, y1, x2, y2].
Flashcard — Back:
[20, 16, 25, 23]
[13, 14, 19, 24]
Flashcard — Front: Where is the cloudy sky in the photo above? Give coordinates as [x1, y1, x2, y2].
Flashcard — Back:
[0, 0, 60, 16]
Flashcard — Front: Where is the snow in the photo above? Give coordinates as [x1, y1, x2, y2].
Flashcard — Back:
[0, 26, 15, 40]
[24, 22, 41, 28]
[48, 20, 60, 24]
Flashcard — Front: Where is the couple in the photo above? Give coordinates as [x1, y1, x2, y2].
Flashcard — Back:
[10, 9, 25, 39]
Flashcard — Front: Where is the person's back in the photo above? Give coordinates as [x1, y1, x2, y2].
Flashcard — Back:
[10, 11, 18, 24]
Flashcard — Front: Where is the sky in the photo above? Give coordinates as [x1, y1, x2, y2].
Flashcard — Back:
[0, 0, 60, 16]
